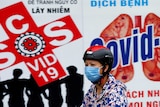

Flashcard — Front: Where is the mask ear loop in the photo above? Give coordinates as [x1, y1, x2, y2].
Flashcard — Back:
[98, 65, 107, 85]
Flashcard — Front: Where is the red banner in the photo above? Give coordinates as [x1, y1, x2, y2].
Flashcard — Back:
[0, 2, 82, 86]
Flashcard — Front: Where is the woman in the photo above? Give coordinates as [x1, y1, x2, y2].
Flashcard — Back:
[81, 45, 128, 107]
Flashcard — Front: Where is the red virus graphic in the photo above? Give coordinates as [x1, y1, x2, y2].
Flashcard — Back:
[22, 37, 39, 52]
[15, 32, 45, 57]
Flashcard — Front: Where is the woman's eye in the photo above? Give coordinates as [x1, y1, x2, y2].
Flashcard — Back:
[90, 64, 96, 66]
[85, 63, 88, 66]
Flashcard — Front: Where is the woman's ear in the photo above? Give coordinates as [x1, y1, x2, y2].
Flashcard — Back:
[104, 65, 109, 73]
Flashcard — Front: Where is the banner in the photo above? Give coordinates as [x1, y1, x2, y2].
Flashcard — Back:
[83, 0, 160, 107]
[0, 0, 83, 107]
[0, 0, 160, 107]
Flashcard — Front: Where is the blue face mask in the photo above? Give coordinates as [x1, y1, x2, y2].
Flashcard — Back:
[85, 66, 102, 83]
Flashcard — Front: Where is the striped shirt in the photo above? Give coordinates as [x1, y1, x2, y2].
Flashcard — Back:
[81, 74, 128, 107]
